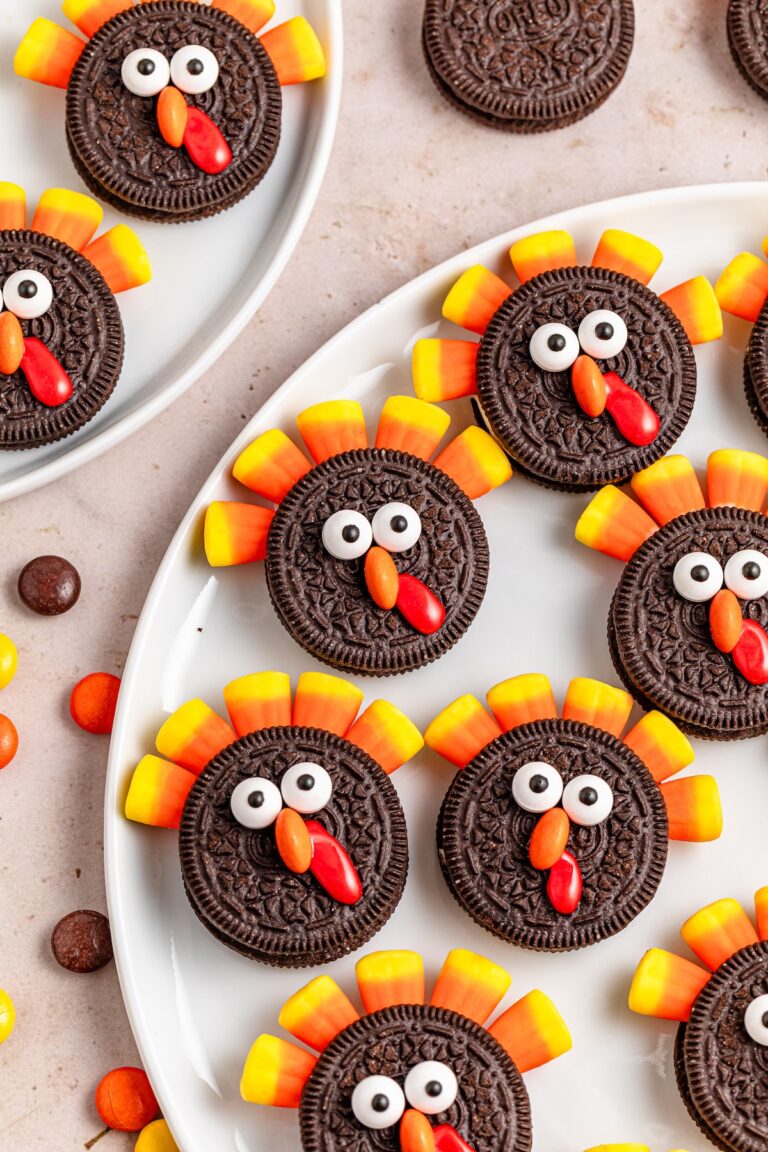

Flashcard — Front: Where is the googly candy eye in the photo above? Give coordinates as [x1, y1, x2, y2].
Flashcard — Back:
[403, 1061, 458, 1115]
[577, 309, 628, 360]
[170, 45, 220, 95]
[529, 323, 580, 372]
[3, 270, 53, 320]
[562, 774, 613, 827]
[351, 1075, 405, 1129]
[321, 509, 373, 560]
[372, 502, 422, 553]
[724, 549, 768, 601]
[673, 552, 724, 603]
[512, 761, 564, 814]
[280, 762, 332, 814]
[230, 777, 282, 830]
[121, 48, 170, 97]
[745, 994, 768, 1045]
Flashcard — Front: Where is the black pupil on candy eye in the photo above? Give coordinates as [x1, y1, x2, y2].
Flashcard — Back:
[529, 774, 549, 794]
[187, 58, 204, 75]
[342, 525, 360, 543]
[595, 322, 614, 340]
[297, 774, 315, 791]
[691, 564, 710, 583]
[744, 562, 761, 580]
[547, 333, 566, 352]
[18, 281, 37, 299]
[371, 1094, 389, 1113]
[248, 791, 265, 808]
[762, 1011, 768, 1029]
[391, 515, 408, 533]
[425, 1081, 442, 1098]
[579, 787, 598, 807]
[137, 58, 155, 75]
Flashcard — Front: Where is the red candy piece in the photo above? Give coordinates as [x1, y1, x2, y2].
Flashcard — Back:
[434, 1125, 477, 1152]
[20, 338, 73, 407]
[546, 850, 583, 915]
[95, 1067, 158, 1132]
[70, 673, 121, 735]
[183, 107, 232, 175]
[603, 372, 661, 446]
[396, 574, 446, 635]
[305, 820, 363, 905]
[732, 619, 768, 685]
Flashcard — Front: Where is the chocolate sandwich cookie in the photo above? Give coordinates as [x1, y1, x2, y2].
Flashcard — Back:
[728, 1, 768, 104]
[422, 0, 635, 133]
[0, 185, 149, 450]
[124, 670, 423, 967]
[427, 674, 721, 952]
[631, 889, 768, 1152]
[241, 946, 572, 1151]
[15, 0, 326, 224]
[413, 228, 722, 492]
[716, 239, 768, 438]
[204, 396, 512, 676]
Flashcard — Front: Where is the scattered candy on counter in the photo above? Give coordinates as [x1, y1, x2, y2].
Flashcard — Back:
[18, 554, 81, 615]
[69, 673, 121, 735]
[0, 714, 18, 769]
[95, 1067, 159, 1133]
[0, 633, 18, 688]
[51, 910, 113, 974]
[0, 988, 15, 1043]
[135, 1119, 179, 1152]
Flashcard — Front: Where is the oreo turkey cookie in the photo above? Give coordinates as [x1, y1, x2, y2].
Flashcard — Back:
[124, 670, 422, 967]
[15, 0, 326, 224]
[413, 227, 722, 492]
[728, 0, 768, 104]
[427, 674, 721, 951]
[422, 0, 635, 133]
[716, 235, 768, 438]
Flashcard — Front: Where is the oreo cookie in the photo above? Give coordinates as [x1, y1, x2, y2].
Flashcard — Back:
[413, 227, 722, 491]
[728, 1, 768, 104]
[241, 947, 572, 1149]
[426, 674, 721, 952]
[578, 450, 768, 740]
[422, 0, 635, 133]
[630, 889, 768, 1152]
[124, 670, 422, 967]
[716, 237, 768, 437]
[0, 184, 149, 450]
[15, 1, 325, 224]
[204, 396, 512, 676]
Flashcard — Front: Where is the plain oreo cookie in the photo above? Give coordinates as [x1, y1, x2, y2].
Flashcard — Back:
[422, 0, 635, 133]
[299, 1004, 532, 1152]
[728, 1, 768, 104]
[178, 726, 408, 967]
[437, 718, 668, 951]
[65, 1, 282, 222]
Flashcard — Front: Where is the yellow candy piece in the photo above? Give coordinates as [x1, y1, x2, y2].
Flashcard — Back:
[62, 0, 133, 38]
[562, 677, 632, 739]
[156, 700, 235, 773]
[660, 776, 722, 843]
[442, 266, 511, 335]
[630, 455, 704, 526]
[681, 898, 758, 971]
[628, 948, 709, 1021]
[0, 634, 18, 689]
[575, 485, 657, 561]
[31, 188, 102, 252]
[756, 886, 768, 943]
[707, 448, 768, 512]
[622, 710, 694, 783]
[345, 699, 423, 774]
[135, 1119, 179, 1152]
[716, 251, 768, 321]
[0, 989, 14, 1043]
[211, 0, 276, 35]
[488, 989, 572, 1073]
[124, 755, 196, 829]
[260, 17, 326, 85]
[432, 426, 512, 499]
[224, 671, 292, 737]
[233, 429, 311, 504]
[430, 949, 511, 1026]
[424, 694, 502, 768]
[297, 400, 367, 463]
[375, 395, 450, 460]
[660, 277, 723, 344]
[81, 225, 151, 294]
[14, 18, 85, 88]
[509, 230, 577, 284]
[293, 671, 363, 737]
[0, 184, 26, 231]
[486, 673, 557, 733]
[279, 975, 359, 1052]
[592, 228, 663, 285]
[356, 950, 425, 1013]
[412, 338, 479, 402]
[241, 1034, 317, 1107]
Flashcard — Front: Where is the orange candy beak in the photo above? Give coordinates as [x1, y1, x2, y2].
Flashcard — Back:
[529, 807, 570, 871]
[0, 312, 24, 375]
[365, 546, 398, 609]
[157, 86, 187, 148]
[400, 1110, 436, 1152]
[275, 808, 312, 874]
[710, 588, 742, 654]
[572, 355, 607, 417]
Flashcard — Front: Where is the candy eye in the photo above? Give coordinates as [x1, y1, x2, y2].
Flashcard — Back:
[673, 551, 724, 603]
[170, 45, 220, 95]
[3, 270, 53, 320]
[351, 1075, 405, 1129]
[403, 1061, 458, 1115]
[230, 777, 282, 829]
[280, 762, 332, 814]
[121, 48, 170, 97]
[512, 762, 564, 814]
[577, 309, 628, 360]
[372, 502, 422, 553]
[529, 323, 580, 372]
[562, 774, 613, 826]
[724, 549, 768, 600]
[321, 509, 373, 560]
[745, 993, 768, 1045]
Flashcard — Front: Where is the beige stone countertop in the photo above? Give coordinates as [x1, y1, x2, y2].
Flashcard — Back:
[1, 1, 767, 1148]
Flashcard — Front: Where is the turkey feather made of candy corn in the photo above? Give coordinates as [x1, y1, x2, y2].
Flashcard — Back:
[15, 0, 325, 177]
[412, 227, 721, 447]
[0, 183, 149, 406]
[577, 449, 768, 685]
[124, 670, 422, 905]
[426, 675, 721, 918]
[241, 947, 571, 1152]
[204, 396, 511, 636]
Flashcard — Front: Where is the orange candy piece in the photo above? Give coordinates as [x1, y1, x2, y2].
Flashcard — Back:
[575, 485, 657, 561]
[442, 266, 511, 335]
[364, 547, 398, 609]
[411, 339, 479, 403]
[710, 589, 742, 654]
[572, 355, 607, 417]
[260, 17, 326, 85]
[0, 715, 19, 769]
[157, 86, 187, 148]
[70, 672, 120, 734]
[95, 1067, 159, 1132]
[275, 809, 312, 873]
[529, 808, 570, 871]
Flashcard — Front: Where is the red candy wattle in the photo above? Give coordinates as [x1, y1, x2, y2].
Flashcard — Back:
[20, 338, 73, 407]
[732, 619, 768, 685]
[305, 820, 363, 905]
[396, 574, 446, 634]
[183, 107, 233, 175]
[602, 372, 660, 446]
[433, 1125, 477, 1152]
[546, 850, 583, 915]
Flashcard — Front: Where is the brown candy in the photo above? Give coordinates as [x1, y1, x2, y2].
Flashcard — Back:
[18, 555, 81, 615]
[51, 910, 113, 973]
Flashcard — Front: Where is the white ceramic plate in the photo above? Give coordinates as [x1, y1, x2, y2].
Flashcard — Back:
[0, 0, 342, 502]
[107, 183, 768, 1152]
